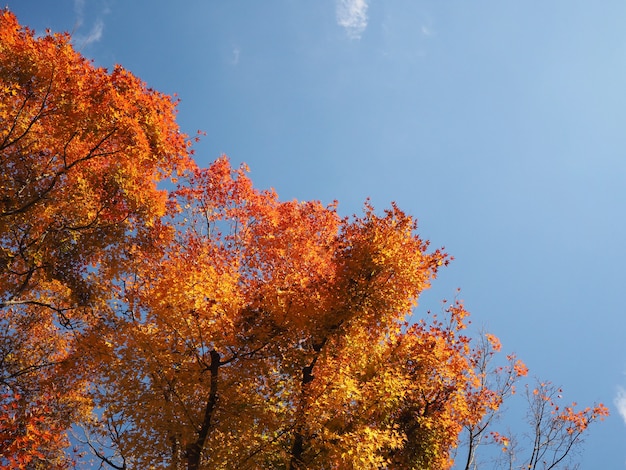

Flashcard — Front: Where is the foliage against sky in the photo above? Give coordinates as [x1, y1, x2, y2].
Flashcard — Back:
[0, 6, 612, 469]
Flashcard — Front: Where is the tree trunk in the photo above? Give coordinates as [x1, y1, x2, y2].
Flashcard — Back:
[186, 349, 221, 470]
[289, 363, 315, 470]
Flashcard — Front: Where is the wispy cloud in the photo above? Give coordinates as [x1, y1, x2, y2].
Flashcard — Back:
[72, 0, 106, 47]
[230, 46, 241, 66]
[336, 0, 368, 39]
[614, 386, 626, 424]
[77, 20, 104, 46]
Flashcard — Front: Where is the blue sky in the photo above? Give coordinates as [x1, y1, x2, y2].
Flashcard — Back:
[8, 0, 626, 467]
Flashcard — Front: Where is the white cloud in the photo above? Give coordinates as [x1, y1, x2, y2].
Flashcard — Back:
[230, 46, 241, 66]
[336, 0, 368, 39]
[614, 386, 626, 424]
[72, 0, 105, 47]
[82, 20, 104, 45]
[73, 19, 104, 47]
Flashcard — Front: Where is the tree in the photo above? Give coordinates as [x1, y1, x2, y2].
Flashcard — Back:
[1, 12, 607, 469]
[455, 335, 608, 470]
[455, 331, 529, 470]
[82, 158, 483, 469]
[0, 10, 192, 465]
[490, 381, 609, 470]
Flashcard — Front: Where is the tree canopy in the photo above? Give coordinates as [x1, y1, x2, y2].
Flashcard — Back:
[0, 11, 607, 469]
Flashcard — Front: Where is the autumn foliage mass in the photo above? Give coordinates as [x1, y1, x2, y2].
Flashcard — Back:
[0, 11, 608, 469]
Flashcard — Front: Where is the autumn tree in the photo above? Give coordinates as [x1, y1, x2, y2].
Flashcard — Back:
[80, 157, 492, 469]
[0, 10, 192, 466]
[487, 380, 608, 470]
[454, 331, 529, 470]
[455, 335, 608, 470]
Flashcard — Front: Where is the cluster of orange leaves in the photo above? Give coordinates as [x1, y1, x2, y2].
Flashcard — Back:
[0, 393, 75, 469]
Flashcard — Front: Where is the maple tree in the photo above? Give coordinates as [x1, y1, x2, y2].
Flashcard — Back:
[455, 334, 608, 470]
[80, 158, 485, 469]
[455, 331, 528, 470]
[0, 10, 192, 467]
[0, 12, 608, 469]
[488, 381, 609, 470]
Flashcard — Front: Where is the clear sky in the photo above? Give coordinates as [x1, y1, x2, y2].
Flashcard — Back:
[8, 1, 626, 467]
